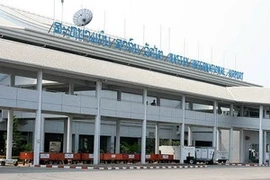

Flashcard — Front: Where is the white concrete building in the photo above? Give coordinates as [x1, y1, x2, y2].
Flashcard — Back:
[0, 4, 269, 165]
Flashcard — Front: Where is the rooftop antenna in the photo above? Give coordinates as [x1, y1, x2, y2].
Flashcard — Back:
[53, 0, 56, 21]
[183, 38, 186, 57]
[168, 27, 171, 53]
[159, 25, 162, 49]
[103, 11, 106, 32]
[234, 53, 237, 70]
[197, 41, 200, 60]
[211, 46, 213, 64]
[142, 24, 145, 45]
[124, 18, 126, 39]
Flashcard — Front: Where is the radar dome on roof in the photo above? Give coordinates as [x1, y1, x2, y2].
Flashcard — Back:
[73, 9, 93, 26]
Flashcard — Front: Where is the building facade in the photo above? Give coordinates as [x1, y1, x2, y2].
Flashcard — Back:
[0, 4, 269, 165]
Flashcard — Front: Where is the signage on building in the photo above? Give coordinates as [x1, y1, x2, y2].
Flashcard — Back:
[51, 22, 244, 80]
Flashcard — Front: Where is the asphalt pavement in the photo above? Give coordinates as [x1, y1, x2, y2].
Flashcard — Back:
[1, 165, 270, 180]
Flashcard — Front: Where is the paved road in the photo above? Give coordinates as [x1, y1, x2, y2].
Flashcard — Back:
[1, 165, 270, 180]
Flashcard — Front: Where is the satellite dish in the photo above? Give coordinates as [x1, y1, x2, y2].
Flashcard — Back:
[73, 9, 93, 26]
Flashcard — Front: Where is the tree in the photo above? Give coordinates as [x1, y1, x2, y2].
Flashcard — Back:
[146, 138, 155, 154]
[120, 141, 140, 153]
[4, 116, 31, 156]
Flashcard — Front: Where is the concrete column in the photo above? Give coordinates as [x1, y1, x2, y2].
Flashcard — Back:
[33, 70, 43, 165]
[66, 116, 73, 153]
[6, 110, 13, 159]
[188, 126, 192, 146]
[213, 101, 218, 149]
[263, 131, 267, 164]
[229, 127, 234, 162]
[117, 91, 121, 101]
[65, 82, 74, 153]
[239, 129, 245, 163]
[63, 120, 67, 153]
[155, 123, 160, 154]
[263, 110, 267, 119]
[141, 88, 147, 164]
[217, 129, 220, 151]
[189, 101, 193, 110]
[110, 135, 115, 153]
[40, 87, 47, 153]
[6, 75, 15, 159]
[180, 95, 186, 163]
[259, 105, 263, 166]
[240, 105, 244, 117]
[93, 81, 102, 164]
[156, 97, 160, 106]
[74, 133, 79, 152]
[40, 116, 45, 152]
[169, 138, 172, 146]
[228, 104, 234, 157]
[10, 74, 15, 86]
[230, 104, 234, 116]
[269, 107, 270, 119]
[115, 120, 121, 153]
[68, 82, 74, 94]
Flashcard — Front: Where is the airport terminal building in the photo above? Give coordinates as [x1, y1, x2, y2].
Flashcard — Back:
[0, 4, 270, 165]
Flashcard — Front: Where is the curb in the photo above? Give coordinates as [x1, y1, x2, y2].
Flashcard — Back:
[218, 163, 269, 167]
[30, 164, 207, 170]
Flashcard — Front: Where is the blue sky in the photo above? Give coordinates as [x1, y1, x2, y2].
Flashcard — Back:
[1, 0, 270, 87]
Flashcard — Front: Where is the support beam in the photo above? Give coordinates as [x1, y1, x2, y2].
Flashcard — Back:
[10, 74, 15, 87]
[228, 104, 234, 159]
[239, 129, 245, 163]
[6, 74, 15, 159]
[65, 82, 74, 153]
[93, 81, 102, 164]
[141, 88, 147, 164]
[229, 128, 234, 162]
[189, 101, 193, 110]
[155, 123, 160, 154]
[188, 126, 192, 146]
[40, 116, 45, 152]
[263, 110, 267, 119]
[74, 133, 79, 153]
[169, 138, 172, 146]
[269, 107, 270, 119]
[216, 129, 220, 151]
[240, 105, 244, 117]
[33, 70, 43, 165]
[117, 90, 121, 101]
[180, 95, 186, 163]
[230, 104, 234, 116]
[110, 135, 115, 153]
[63, 120, 67, 153]
[264, 131, 267, 164]
[259, 105, 263, 166]
[213, 101, 218, 149]
[6, 110, 13, 159]
[66, 116, 73, 153]
[115, 120, 121, 153]
[156, 97, 160, 106]
[68, 82, 74, 95]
